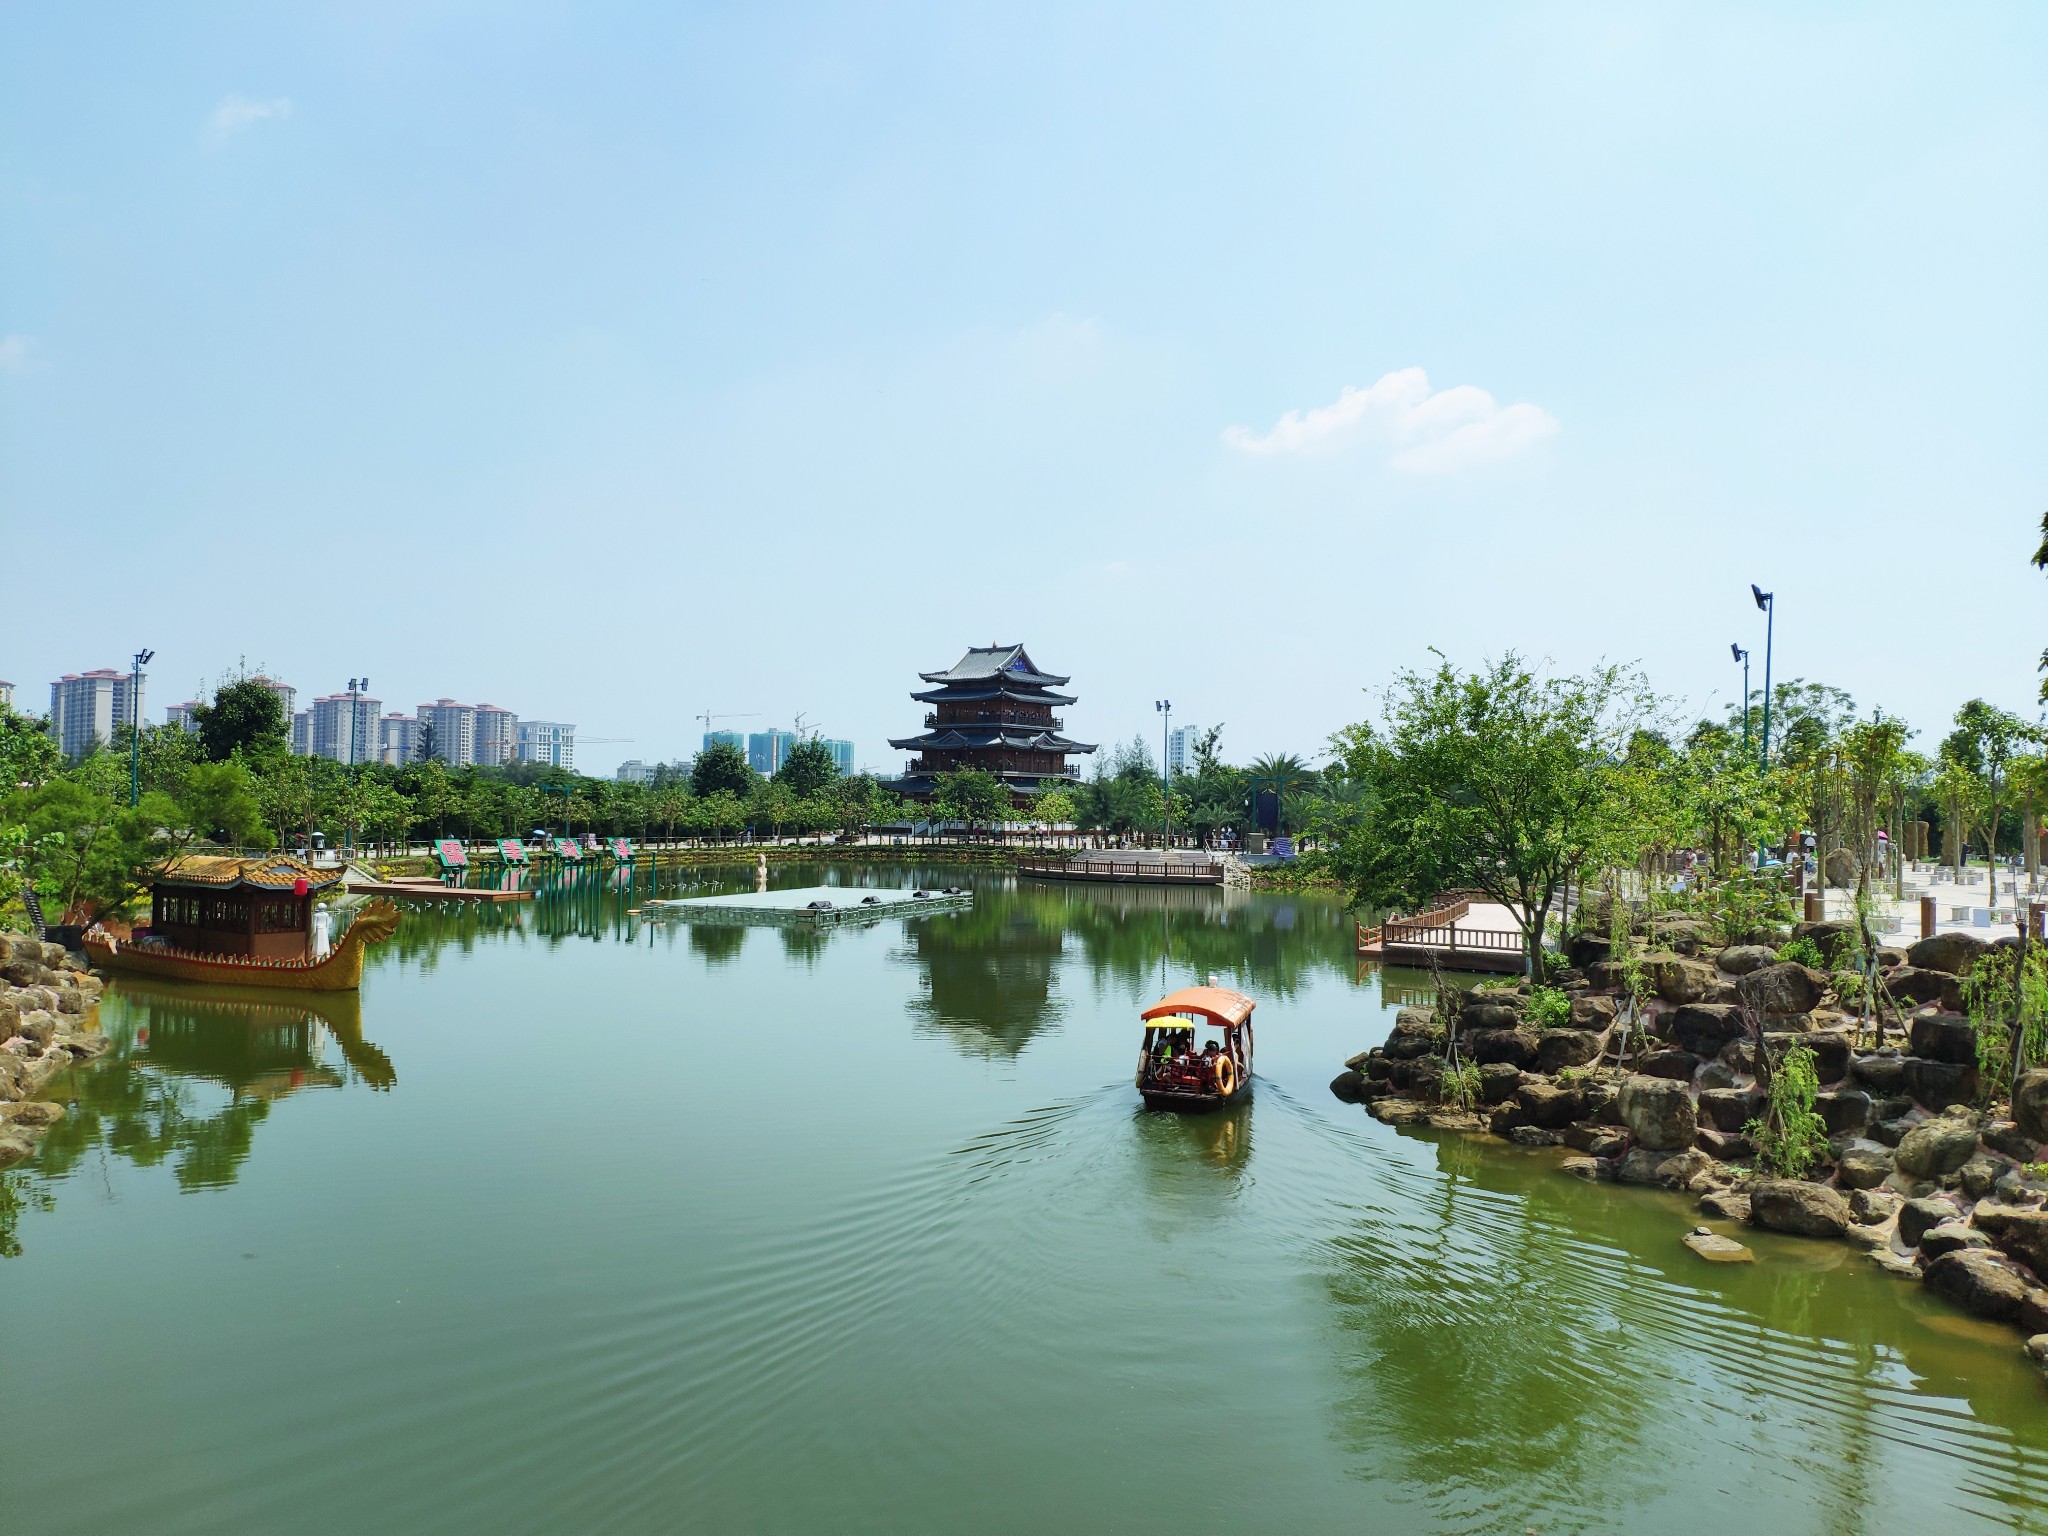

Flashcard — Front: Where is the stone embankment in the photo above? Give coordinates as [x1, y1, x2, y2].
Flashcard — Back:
[0, 932, 111, 1169]
[1334, 918, 2048, 1387]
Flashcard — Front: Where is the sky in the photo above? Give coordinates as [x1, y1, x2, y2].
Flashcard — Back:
[3, 2, 2044, 778]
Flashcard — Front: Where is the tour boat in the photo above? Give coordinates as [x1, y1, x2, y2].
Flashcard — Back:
[1135, 984, 1255, 1110]
[82, 855, 401, 993]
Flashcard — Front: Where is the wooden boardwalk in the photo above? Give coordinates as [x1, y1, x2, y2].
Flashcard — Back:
[1356, 897, 1526, 974]
[344, 877, 533, 904]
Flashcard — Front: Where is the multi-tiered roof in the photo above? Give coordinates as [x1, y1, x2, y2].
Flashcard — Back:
[889, 645, 1095, 798]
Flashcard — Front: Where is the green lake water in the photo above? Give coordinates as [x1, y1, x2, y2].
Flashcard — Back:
[4, 863, 2046, 1534]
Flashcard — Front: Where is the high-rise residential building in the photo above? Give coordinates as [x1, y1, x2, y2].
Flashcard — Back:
[0, 680, 14, 711]
[379, 713, 419, 765]
[473, 704, 518, 766]
[49, 668, 144, 760]
[416, 699, 476, 765]
[247, 675, 297, 723]
[308, 691, 381, 763]
[1167, 723, 1204, 777]
[291, 710, 311, 755]
[517, 721, 575, 769]
[703, 729, 744, 755]
[823, 738, 855, 775]
[165, 700, 204, 733]
[748, 729, 798, 775]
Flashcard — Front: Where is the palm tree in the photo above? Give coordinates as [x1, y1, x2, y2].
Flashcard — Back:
[1245, 752, 1315, 835]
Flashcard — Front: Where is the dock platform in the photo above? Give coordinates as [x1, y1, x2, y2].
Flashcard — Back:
[642, 885, 972, 926]
[1356, 897, 1527, 974]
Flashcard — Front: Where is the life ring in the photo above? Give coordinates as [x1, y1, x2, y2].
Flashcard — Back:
[1212, 1055, 1237, 1096]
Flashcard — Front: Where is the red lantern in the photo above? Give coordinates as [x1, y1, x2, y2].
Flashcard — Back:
[293, 877, 308, 896]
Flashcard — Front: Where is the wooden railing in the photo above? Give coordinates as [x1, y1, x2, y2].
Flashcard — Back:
[1016, 857, 1223, 884]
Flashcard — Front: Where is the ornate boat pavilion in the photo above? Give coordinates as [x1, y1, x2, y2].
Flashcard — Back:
[889, 644, 1095, 799]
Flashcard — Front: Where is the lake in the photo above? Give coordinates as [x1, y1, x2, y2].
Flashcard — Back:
[5, 862, 2046, 1534]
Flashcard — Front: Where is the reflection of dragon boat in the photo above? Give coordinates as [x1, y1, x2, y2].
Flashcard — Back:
[110, 978, 397, 1091]
[83, 856, 401, 992]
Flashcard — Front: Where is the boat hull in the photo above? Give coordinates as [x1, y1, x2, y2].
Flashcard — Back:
[82, 899, 400, 994]
[1139, 1084, 1251, 1113]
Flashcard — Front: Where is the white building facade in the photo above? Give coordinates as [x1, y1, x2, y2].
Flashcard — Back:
[518, 721, 575, 769]
[308, 691, 381, 763]
[49, 669, 143, 760]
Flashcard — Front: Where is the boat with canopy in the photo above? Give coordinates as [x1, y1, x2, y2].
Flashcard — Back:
[1135, 984, 1255, 1110]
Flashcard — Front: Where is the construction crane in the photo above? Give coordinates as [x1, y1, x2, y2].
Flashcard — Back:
[697, 711, 757, 737]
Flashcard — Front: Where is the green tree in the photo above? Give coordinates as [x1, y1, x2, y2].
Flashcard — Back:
[932, 768, 1008, 839]
[191, 677, 288, 763]
[1245, 752, 1315, 834]
[6, 780, 181, 919]
[1329, 654, 1656, 976]
[178, 761, 273, 848]
[774, 738, 840, 797]
[0, 705, 62, 791]
[690, 740, 755, 799]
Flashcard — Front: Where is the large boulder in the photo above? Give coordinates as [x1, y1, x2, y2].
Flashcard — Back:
[1902, 1058, 1980, 1112]
[1477, 1062, 1523, 1105]
[1683, 1227, 1756, 1263]
[1671, 1004, 1746, 1057]
[1822, 850, 1859, 889]
[2013, 1069, 2048, 1144]
[1636, 1049, 1701, 1082]
[1815, 1090, 1872, 1136]
[1698, 1087, 1763, 1133]
[1907, 1013, 1978, 1067]
[1645, 952, 1718, 1006]
[1765, 1030, 1850, 1083]
[1923, 1250, 2038, 1324]
[1895, 1115, 1982, 1180]
[1384, 1009, 1440, 1060]
[1793, 920, 1856, 963]
[1920, 1223, 1994, 1260]
[1715, 944, 1779, 976]
[1466, 1029, 1538, 1068]
[1534, 1030, 1603, 1073]
[1835, 1145, 1895, 1190]
[1516, 1081, 1582, 1130]
[1899, 1195, 1963, 1249]
[1907, 931, 1988, 976]
[1618, 1074, 1697, 1150]
[1850, 1052, 1907, 1095]
[1990, 1209, 2048, 1276]
[1884, 968, 1951, 1008]
[1569, 994, 1617, 1029]
[1849, 1187, 1902, 1225]
[1749, 1179, 1852, 1239]
[1651, 919, 1713, 957]
[1564, 933, 1612, 969]
[1462, 1001, 1523, 1031]
[1743, 963, 1827, 1017]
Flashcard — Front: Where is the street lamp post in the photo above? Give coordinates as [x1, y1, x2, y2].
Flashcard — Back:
[346, 677, 367, 853]
[1750, 585, 1775, 770]
[1730, 643, 1751, 752]
[129, 647, 154, 806]
[1155, 699, 1172, 849]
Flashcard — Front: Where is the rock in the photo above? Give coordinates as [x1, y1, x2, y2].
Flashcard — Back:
[1743, 962, 1828, 1016]
[1426, 1110, 1489, 1133]
[1984, 1119, 2041, 1163]
[1617, 1147, 1711, 1188]
[1902, 1058, 1979, 1112]
[1670, 1004, 1745, 1056]
[1870, 1247, 1923, 1278]
[1990, 1210, 2048, 1275]
[2013, 1069, 2048, 1144]
[1850, 1188, 1902, 1225]
[1569, 995, 1617, 1028]
[1683, 1227, 1756, 1263]
[1700, 1188, 1753, 1222]
[1836, 1145, 1896, 1190]
[1794, 919, 1857, 963]
[1584, 961, 1625, 992]
[1384, 1010, 1440, 1060]
[1698, 1087, 1763, 1133]
[1924, 1250, 2037, 1324]
[1885, 968, 1951, 1008]
[0, 1101, 63, 1127]
[55, 1032, 109, 1060]
[1899, 1195, 1964, 1249]
[1368, 1098, 1430, 1126]
[1634, 1049, 1700, 1082]
[1565, 933, 1612, 969]
[1508, 1124, 1563, 1147]
[1697, 1060, 1739, 1091]
[1462, 1001, 1523, 1031]
[1477, 1062, 1523, 1105]
[1564, 1126, 1627, 1158]
[1920, 1223, 1993, 1260]
[1329, 1070, 1365, 1103]
[1842, 1222, 1892, 1252]
[16, 1012, 55, 1046]
[1517, 1081, 1582, 1129]
[1749, 1179, 1853, 1239]
[1695, 1127, 1754, 1160]
[1534, 1030, 1603, 1073]
[1578, 1078, 1623, 1125]
[1960, 1157, 2006, 1200]
[2028, 1335, 2048, 1375]
[1895, 1116, 1980, 1180]
[1815, 1089, 1872, 1136]
[1765, 1030, 1850, 1083]
[0, 1129, 35, 1168]
[1561, 1155, 1614, 1181]
[1907, 1012, 1978, 1066]
[1821, 850, 1859, 889]
[1646, 953, 1718, 1005]
[1716, 944, 1779, 976]
[1850, 1052, 1907, 1095]
[1906, 930, 1988, 976]
[1618, 1074, 1697, 1150]
[1652, 919, 1713, 956]
[1466, 1029, 1539, 1069]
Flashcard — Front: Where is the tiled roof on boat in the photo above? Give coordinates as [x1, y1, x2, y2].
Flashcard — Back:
[156, 854, 344, 891]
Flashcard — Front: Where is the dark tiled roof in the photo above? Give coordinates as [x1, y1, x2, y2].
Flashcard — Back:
[889, 728, 1096, 753]
[916, 644, 1069, 688]
[908, 682, 1077, 706]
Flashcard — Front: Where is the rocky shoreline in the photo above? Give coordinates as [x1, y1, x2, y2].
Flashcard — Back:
[1334, 918, 2048, 1388]
[0, 932, 112, 1169]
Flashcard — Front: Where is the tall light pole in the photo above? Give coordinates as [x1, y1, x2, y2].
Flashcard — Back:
[1730, 643, 1751, 752]
[346, 677, 367, 853]
[129, 647, 154, 806]
[1750, 585, 1774, 770]
[1155, 699, 1172, 849]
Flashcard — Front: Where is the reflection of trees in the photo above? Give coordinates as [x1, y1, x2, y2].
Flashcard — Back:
[4, 983, 397, 1257]
[899, 899, 1066, 1057]
[1039, 882, 1354, 1000]
[687, 924, 748, 965]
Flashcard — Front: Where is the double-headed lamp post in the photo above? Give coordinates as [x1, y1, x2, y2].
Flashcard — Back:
[1730, 643, 1751, 752]
[1750, 585, 1775, 769]
[347, 677, 368, 853]
[129, 647, 154, 806]
[1155, 699, 1172, 849]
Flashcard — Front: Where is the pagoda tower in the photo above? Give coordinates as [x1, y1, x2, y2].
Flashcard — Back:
[889, 645, 1095, 798]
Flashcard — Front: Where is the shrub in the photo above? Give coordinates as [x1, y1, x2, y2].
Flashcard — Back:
[1436, 1060, 1482, 1111]
[1745, 1043, 1829, 1179]
[1776, 936, 1825, 970]
[1526, 985, 1572, 1030]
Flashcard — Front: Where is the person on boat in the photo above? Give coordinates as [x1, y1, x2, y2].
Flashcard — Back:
[311, 904, 333, 961]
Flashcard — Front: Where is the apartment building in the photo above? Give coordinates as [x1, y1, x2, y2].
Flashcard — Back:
[416, 699, 476, 765]
[473, 703, 518, 766]
[747, 729, 798, 775]
[308, 691, 382, 763]
[49, 668, 143, 760]
[822, 738, 855, 775]
[517, 720, 575, 769]
[379, 713, 419, 765]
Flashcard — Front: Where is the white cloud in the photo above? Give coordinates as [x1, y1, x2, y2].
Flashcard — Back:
[209, 94, 293, 140]
[0, 335, 34, 371]
[1223, 367, 1557, 474]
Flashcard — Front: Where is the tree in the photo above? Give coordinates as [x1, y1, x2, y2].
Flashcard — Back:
[1329, 654, 1657, 976]
[690, 740, 754, 799]
[1245, 752, 1315, 834]
[179, 762, 272, 848]
[413, 719, 440, 765]
[932, 768, 1008, 839]
[1953, 699, 2032, 901]
[775, 738, 840, 798]
[0, 705, 62, 791]
[5, 780, 182, 920]
[191, 678, 287, 763]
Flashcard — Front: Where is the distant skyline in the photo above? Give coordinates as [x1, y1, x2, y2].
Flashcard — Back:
[4, 4, 2044, 778]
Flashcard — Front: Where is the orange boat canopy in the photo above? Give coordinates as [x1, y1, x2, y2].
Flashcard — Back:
[1141, 986, 1256, 1029]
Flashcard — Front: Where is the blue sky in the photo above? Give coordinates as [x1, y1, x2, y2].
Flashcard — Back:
[4, 3, 2044, 776]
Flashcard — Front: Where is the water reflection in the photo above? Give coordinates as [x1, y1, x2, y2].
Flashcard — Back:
[901, 899, 1066, 1057]
[0, 982, 398, 1257]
